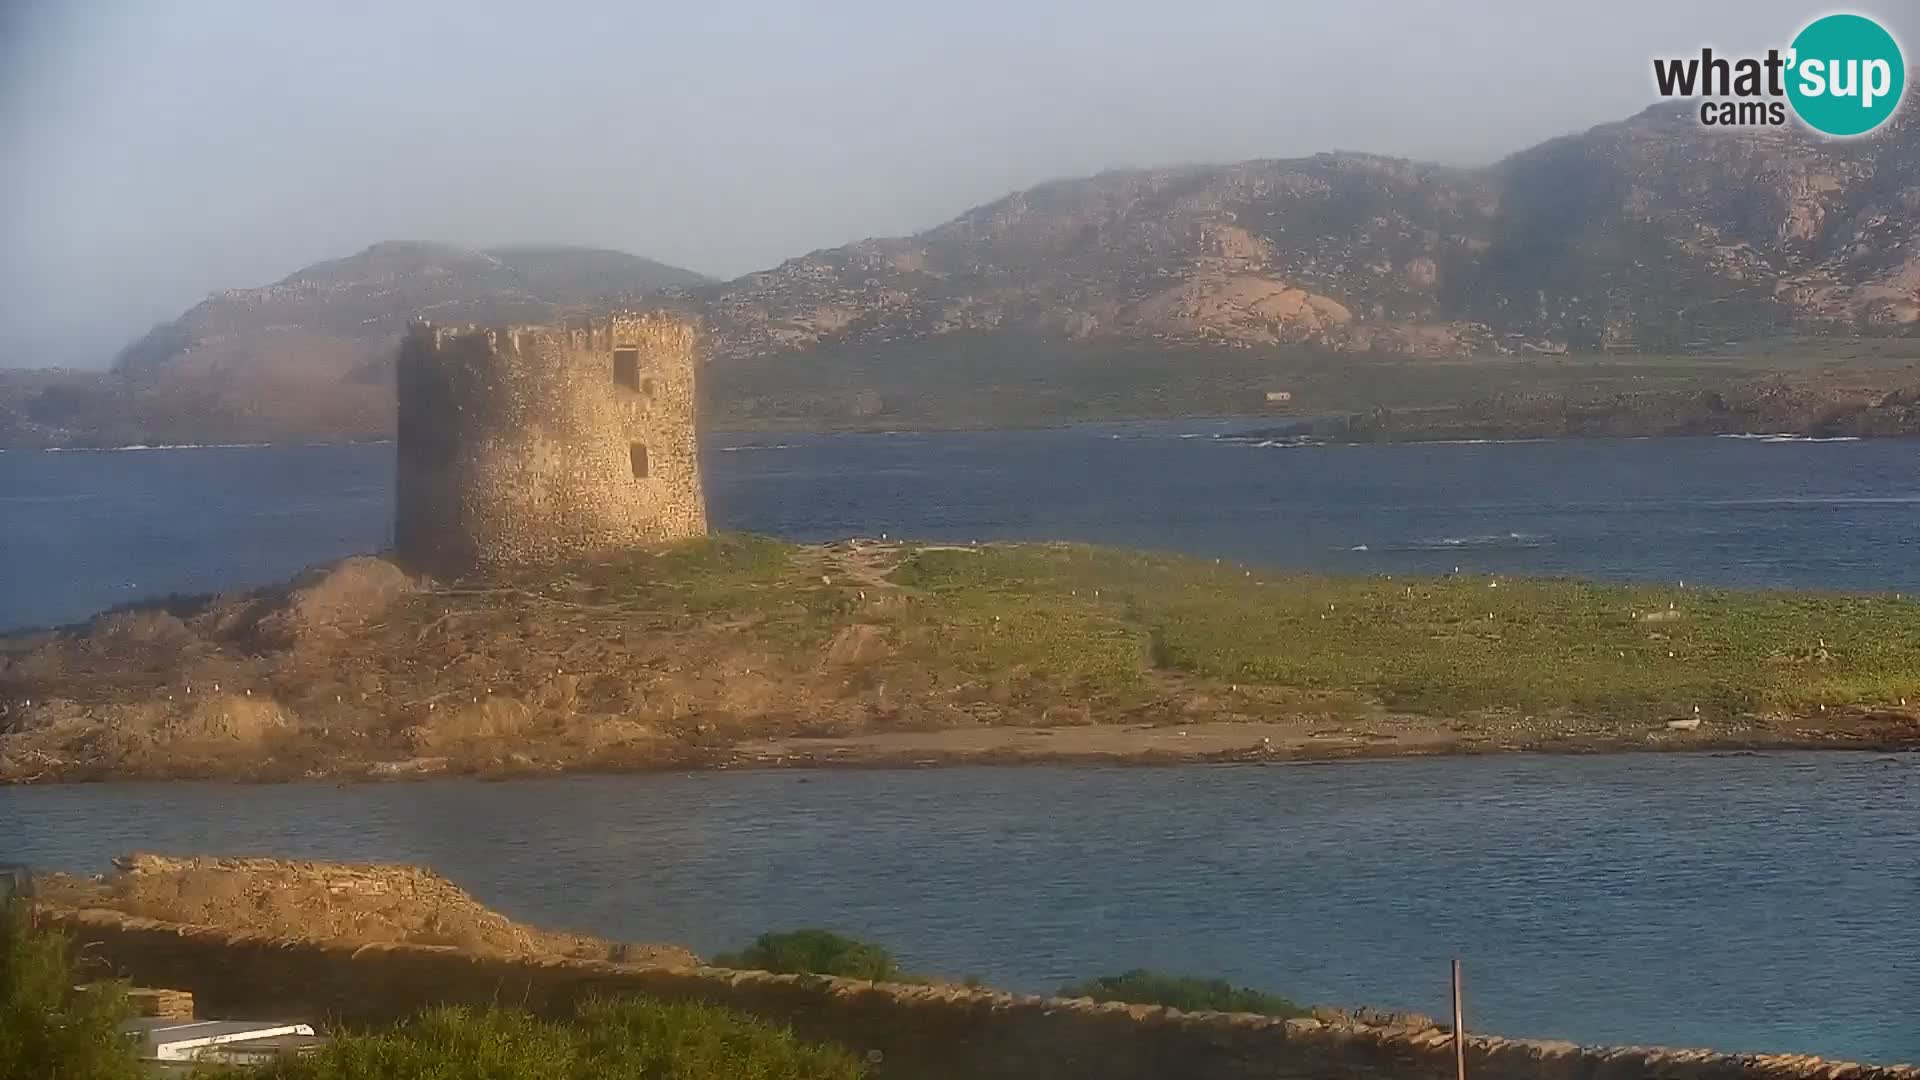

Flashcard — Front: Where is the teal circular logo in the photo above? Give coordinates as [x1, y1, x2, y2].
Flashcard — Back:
[1787, 14, 1905, 136]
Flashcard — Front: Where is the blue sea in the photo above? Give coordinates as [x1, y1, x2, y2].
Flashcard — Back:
[3, 424, 1920, 1062]
[3, 755, 1917, 1062]
[2, 423, 1917, 631]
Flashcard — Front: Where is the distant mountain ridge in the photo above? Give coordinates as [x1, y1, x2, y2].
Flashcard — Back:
[109, 103, 1920, 381]
[8, 103, 1920, 447]
[114, 242, 709, 379]
[687, 103, 1920, 362]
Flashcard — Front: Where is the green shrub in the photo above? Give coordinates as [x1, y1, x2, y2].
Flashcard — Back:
[1058, 969, 1306, 1017]
[0, 902, 145, 1080]
[712, 929, 900, 981]
[218, 998, 863, 1080]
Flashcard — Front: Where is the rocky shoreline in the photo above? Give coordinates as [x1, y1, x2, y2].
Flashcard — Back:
[10, 371, 1920, 452]
[10, 685, 1918, 787]
[1242, 382, 1920, 445]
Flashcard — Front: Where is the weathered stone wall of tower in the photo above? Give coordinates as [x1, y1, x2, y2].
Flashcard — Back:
[395, 312, 706, 577]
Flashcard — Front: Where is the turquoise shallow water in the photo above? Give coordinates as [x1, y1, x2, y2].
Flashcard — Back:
[4, 753, 1916, 1063]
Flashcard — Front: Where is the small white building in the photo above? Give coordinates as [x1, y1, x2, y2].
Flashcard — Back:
[1264, 390, 1293, 404]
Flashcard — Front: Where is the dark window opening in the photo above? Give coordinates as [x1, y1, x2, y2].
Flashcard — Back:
[613, 349, 641, 392]
[630, 443, 649, 479]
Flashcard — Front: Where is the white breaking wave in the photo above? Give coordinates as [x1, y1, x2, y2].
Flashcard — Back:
[1716, 433, 1863, 443]
[1413, 438, 1551, 446]
[1342, 532, 1550, 554]
[41, 442, 275, 452]
[1406, 532, 1547, 550]
[1709, 495, 1920, 507]
[1216, 435, 1321, 448]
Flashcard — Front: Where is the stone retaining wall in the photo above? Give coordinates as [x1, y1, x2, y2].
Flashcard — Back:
[42, 907, 1918, 1080]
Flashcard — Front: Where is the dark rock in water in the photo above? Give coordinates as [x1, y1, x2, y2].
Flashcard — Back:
[1352, 1007, 1439, 1029]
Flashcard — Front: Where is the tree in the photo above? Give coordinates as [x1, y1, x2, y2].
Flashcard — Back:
[0, 903, 144, 1080]
[713, 930, 900, 981]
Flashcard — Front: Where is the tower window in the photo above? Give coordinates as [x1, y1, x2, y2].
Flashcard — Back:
[613, 349, 641, 392]
[630, 443, 649, 479]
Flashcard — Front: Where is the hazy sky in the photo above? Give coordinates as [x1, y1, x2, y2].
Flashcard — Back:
[1, 0, 1912, 368]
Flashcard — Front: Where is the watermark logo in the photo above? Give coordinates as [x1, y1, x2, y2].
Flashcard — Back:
[1652, 12, 1905, 136]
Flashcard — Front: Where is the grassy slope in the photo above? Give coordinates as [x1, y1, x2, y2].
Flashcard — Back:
[4, 536, 1918, 781]
[894, 543, 1920, 721]
[223, 1000, 864, 1080]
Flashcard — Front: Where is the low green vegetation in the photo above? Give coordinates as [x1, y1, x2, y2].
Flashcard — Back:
[461, 534, 1920, 727]
[0, 905, 859, 1080]
[499, 533, 859, 652]
[213, 1000, 864, 1080]
[705, 330, 1920, 431]
[1058, 969, 1307, 1017]
[889, 543, 1920, 722]
[13, 530, 1918, 784]
[0, 903, 144, 1080]
[709, 931, 1309, 1022]
[713, 929, 901, 982]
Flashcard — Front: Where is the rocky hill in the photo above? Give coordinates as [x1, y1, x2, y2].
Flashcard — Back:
[691, 103, 1920, 362]
[0, 243, 707, 447]
[9, 104, 1920, 447]
[113, 241, 708, 381]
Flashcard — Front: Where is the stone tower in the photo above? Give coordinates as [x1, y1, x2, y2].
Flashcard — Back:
[394, 311, 707, 577]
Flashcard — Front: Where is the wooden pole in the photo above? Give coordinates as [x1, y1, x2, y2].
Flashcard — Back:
[1452, 958, 1467, 1080]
